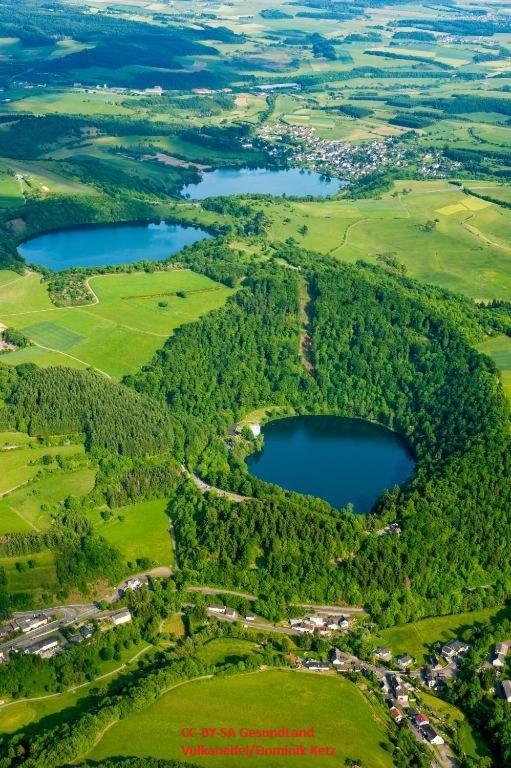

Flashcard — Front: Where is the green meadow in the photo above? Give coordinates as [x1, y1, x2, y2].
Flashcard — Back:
[377, 605, 511, 663]
[0, 269, 233, 378]
[88, 669, 394, 768]
[87, 498, 174, 568]
[0, 464, 95, 534]
[0, 550, 57, 599]
[0, 438, 86, 499]
[268, 181, 511, 301]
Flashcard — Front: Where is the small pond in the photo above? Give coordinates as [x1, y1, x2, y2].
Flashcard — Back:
[246, 416, 414, 512]
[17, 221, 211, 271]
[180, 167, 345, 199]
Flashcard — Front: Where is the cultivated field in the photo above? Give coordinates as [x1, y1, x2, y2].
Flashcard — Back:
[0, 269, 233, 378]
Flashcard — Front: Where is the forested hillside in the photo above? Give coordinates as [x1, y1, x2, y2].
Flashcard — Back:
[126, 250, 511, 625]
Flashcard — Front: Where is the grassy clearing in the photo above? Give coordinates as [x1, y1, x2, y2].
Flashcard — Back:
[0, 269, 233, 378]
[196, 638, 262, 666]
[377, 605, 511, 663]
[89, 669, 394, 768]
[87, 498, 173, 568]
[477, 334, 511, 402]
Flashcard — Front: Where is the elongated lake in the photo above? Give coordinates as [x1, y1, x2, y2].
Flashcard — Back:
[246, 416, 414, 512]
[17, 221, 211, 271]
[181, 167, 345, 199]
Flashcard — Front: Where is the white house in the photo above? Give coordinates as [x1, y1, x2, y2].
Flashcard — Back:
[111, 609, 132, 627]
[16, 614, 48, 634]
[501, 680, 511, 703]
[25, 636, 59, 658]
[207, 605, 226, 615]
[125, 578, 143, 592]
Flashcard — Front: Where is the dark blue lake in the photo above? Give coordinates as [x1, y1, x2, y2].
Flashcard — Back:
[181, 167, 345, 199]
[246, 416, 414, 512]
[17, 221, 211, 271]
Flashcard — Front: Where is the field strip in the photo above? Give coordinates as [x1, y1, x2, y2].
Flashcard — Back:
[31, 340, 112, 378]
[8, 504, 40, 532]
[73, 307, 170, 338]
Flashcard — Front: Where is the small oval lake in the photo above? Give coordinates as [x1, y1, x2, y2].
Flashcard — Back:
[181, 167, 345, 199]
[17, 221, 211, 271]
[246, 416, 414, 512]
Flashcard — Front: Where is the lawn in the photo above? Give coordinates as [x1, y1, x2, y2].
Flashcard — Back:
[477, 334, 511, 402]
[88, 669, 394, 768]
[377, 605, 511, 663]
[87, 498, 174, 568]
[0, 269, 233, 378]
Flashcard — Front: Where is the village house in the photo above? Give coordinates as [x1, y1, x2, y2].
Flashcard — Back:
[207, 604, 227, 615]
[224, 607, 237, 620]
[245, 612, 255, 622]
[501, 680, 511, 702]
[441, 639, 469, 660]
[329, 647, 344, 667]
[375, 647, 392, 662]
[290, 620, 315, 634]
[397, 655, 414, 670]
[420, 724, 444, 745]
[110, 609, 132, 627]
[389, 706, 404, 723]
[15, 614, 48, 634]
[410, 710, 429, 728]
[24, 636, 59, 658]
[492, 642, 509, 669]
[303, 659, 330, 672]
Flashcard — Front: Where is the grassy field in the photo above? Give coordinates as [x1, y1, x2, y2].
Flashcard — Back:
[0, 438, 86, 499]
[268, 181, 511, 301]
[88, 669, 394, 768]
[377, 605, 511, 663]
[0, 549, 57, 598]
[0, 465, 95, 534]
[0, 269, 233, 378]
[0, 640, 152, 734]
[87, 498, 174, 568]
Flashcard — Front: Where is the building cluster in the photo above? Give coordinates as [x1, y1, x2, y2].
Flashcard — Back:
[489, 641, 511, 703]
[258, 122, 461, 181]
[0, 608, 133, 665]
[290, 614, 352, 636]
[383, 673, 445, 745]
